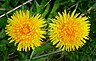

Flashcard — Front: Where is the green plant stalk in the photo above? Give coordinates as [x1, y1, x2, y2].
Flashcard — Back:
[3, 48, 8, 61]
[31, 50, 62, 60]
[48, 0, 60, 18]
[0, 0, 32, 18]
[29, 48, 36, 61]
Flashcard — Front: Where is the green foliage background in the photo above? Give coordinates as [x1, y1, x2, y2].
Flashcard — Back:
[0, 0, 96, 61]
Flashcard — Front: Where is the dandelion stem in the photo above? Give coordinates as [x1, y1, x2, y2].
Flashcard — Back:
[0, 0, 33, 18]
[3, 48, 8, 61]
[30, 50, 62, 60]
[29, 48, 36, 61]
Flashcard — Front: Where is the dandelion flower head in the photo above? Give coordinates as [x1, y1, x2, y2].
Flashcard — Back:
[50, 9, 90, 51]
[6, 10, 46, 52]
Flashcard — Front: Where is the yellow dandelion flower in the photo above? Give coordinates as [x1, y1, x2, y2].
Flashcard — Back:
[50, 9, 90, 51]
[6, 10, 46, 52]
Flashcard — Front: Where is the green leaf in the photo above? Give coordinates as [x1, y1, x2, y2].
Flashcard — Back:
[90, 18, 96, 33]
[0, 29, 6, 38]
[0, 40, 8, 51]
[42, 4, 50, 17]
[18, 52, 26, 60]
[0, 40, 8, 45]
[40, 0, 47, 6]
[48, 0, 60, 18]
[11, 0, 19, 7]
[33, 42, 51, 56]
[35, 58, 46, 61]
[0, 17, 7, 28]
[70, 0, 74, 3]
[92, 3, 96, 9]
[34, 0, 43, 13]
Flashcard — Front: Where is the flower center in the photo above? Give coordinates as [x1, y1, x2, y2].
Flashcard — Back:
[65, 26, 75, 38]
[21, 24, 30, 35]
[59, 21, 77, 39]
